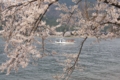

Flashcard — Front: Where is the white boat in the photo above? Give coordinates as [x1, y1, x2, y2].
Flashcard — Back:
[55, 38, 75, 44]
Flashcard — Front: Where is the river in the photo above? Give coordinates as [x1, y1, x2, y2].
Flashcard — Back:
[0, 37, 120, 80]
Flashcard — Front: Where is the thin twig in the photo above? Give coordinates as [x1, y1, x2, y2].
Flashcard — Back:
[63, 37, 87, 80]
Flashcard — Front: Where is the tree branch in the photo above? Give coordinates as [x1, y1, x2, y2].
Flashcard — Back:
[30, 0, 58, 34]
[63, 37, 88, 80]
[102, 0, 120, 8]
[7, 0, 37, 9]
[101, 21, 120, 26]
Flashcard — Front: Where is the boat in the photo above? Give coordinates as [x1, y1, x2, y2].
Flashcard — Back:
[55, 38, 75, 44]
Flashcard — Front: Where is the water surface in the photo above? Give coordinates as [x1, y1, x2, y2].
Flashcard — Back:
[0, 37, 120, 80]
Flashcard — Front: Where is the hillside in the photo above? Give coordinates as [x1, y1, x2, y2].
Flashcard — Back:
[45, 0, 96, 29]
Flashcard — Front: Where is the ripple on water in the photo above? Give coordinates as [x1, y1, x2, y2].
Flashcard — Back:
[0, 38, 120, 80]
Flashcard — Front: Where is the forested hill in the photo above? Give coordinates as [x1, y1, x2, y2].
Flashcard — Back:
[45, 0, 95, 26]
[45, 0, 73, 20]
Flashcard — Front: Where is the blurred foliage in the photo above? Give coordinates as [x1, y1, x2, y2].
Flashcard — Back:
[0, 24, 1, 30]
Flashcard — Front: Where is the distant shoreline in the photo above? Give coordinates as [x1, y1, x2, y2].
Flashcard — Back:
[48, 35, 95, 38]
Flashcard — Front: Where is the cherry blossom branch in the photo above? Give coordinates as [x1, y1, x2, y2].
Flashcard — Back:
[7, 0, 37, 9]
[30, 0, 58, 34]
[76, 0, 82, 4]
[63, 37, 87, 80]
[102, 0, 120, 8]
[63, 0, 82, 35]
[73, 37, 87, 67]
[67, 0, 82, 24]
[101, 21, 120, 26]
